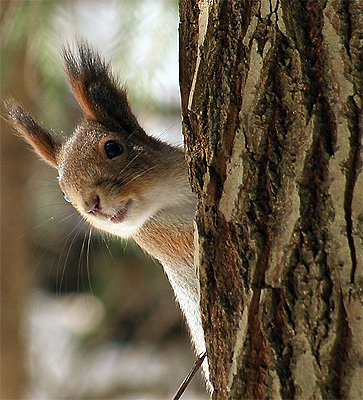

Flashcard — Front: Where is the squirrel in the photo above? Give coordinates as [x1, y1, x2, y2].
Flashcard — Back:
[7, 43, 211, 393]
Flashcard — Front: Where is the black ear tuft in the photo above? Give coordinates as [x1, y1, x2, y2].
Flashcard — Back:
[5, 100, 62, 167]
[63, 42, 140, 133]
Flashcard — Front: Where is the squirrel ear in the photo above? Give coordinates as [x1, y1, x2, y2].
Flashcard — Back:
[63, 43, 140, 133]
[6, 102, 61, 167]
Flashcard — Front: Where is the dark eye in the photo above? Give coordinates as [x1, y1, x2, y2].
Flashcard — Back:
[104, 140, 123, 159]
[63, 192, 71, 203]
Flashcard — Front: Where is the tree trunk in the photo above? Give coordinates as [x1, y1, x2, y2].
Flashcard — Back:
[1, 2, 33, 397]
[179, 1, 362, 399]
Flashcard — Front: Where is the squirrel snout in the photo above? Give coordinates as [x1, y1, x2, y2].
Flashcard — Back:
[84, 195, 101, 214]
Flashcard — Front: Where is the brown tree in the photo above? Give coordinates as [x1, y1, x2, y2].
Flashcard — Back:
[1, 2, 32, 398]
[179, 0, 362, 399]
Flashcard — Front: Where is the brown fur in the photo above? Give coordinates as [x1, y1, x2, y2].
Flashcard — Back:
[6, 101, 62, 167]
[136, 220, 195, 265]
[6, 43, 211, 392]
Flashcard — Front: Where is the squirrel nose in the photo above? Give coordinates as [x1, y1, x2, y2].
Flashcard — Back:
[84, 195, 101, 213]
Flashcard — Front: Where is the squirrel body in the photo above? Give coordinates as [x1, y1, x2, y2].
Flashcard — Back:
[7, 44, 211, 391]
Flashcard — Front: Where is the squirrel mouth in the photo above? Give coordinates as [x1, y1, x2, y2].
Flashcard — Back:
[107, 199, 132, 224]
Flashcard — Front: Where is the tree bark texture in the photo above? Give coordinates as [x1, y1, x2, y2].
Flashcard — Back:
[179, 1, 362, 399]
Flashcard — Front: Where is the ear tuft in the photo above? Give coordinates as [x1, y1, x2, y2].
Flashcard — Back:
[63, 42, 140, 133]
[5, 100, 61, 167]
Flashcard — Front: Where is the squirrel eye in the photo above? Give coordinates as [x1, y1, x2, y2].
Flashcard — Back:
[63, 192, 71, 203]
[104, 140, 123, 159]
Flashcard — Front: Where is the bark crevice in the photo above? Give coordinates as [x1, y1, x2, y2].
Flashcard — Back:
[179, 0, 362, 398]
[344, 95, 361, 284]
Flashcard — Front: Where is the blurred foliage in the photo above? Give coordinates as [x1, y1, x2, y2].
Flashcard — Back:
[1, 0, 181, 133]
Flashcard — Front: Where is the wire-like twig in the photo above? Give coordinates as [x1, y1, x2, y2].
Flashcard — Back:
[171, 352, 207, 400]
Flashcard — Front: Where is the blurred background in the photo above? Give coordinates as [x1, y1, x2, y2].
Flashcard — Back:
[1, 1, 207, 399]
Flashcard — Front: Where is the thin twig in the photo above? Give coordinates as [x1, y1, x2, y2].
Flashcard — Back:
[171, 352, 207, 400]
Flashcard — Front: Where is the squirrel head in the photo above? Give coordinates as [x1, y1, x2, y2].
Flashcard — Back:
[7, 43, 189, 238]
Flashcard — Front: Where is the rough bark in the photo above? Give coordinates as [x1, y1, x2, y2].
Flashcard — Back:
[179, 0, 362, 399]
